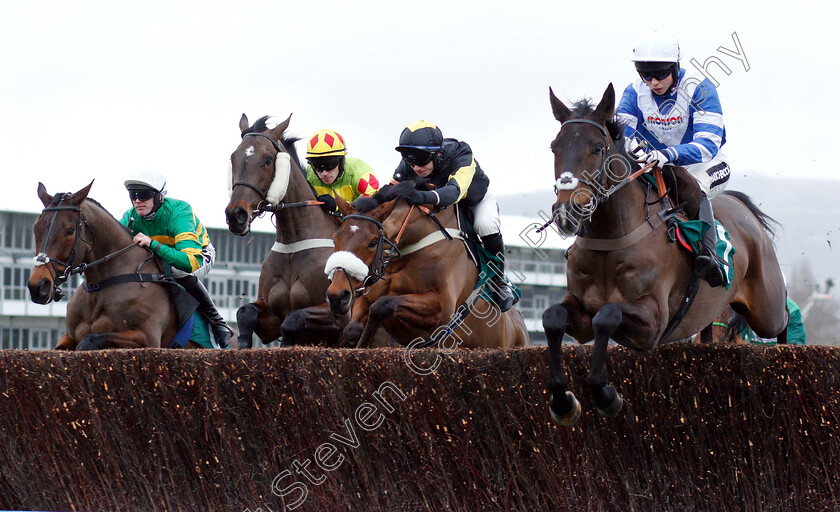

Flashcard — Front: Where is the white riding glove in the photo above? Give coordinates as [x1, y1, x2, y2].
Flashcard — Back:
[638, 149, 670, 167]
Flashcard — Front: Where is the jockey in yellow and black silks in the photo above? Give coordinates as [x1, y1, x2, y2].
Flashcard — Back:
[392, 120, 517, 312]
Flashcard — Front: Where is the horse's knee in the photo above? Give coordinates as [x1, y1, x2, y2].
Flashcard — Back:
[77, 333, 106, 351]
[369, 297, 400, 321]
[592, 303, 622, 336]
[542, 304, 569, 336]
[236, 303, 259, 331]
[280, 311, 307, 344]
[344, 321, 364, 346]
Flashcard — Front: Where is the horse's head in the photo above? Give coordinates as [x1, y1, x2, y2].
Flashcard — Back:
[549, 83, 631, 236]
[324, 195, 401, 315]
[28, 181, 94, 304]
[226, 113, 296, 235]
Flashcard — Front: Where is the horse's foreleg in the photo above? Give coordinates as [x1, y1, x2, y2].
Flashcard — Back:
[54, 334, 77, 350]
[587, 296, 660, 417]
[280, 303, 345, 346]
[358, 292, 443, 347]
[77, 330, 150, 350]
[543, 295, 590, 426]
[587, 304, 624, 417]
[236, 300, 281, 349]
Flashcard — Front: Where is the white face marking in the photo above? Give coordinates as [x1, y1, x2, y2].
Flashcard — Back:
[245, 145, 255, 157]
[350, 225, 359, 233]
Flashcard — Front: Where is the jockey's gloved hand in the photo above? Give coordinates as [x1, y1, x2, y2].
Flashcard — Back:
[316, 194, 337, 212]
[625, 137, 647, 160]
[638, 149, 670, 167]
[406, 189, 437, 206]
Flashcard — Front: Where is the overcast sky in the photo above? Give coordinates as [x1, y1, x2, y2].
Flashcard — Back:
[2, 1, 837, 231]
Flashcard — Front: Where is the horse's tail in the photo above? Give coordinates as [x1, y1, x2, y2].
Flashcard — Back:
[722, 190, 780, 239]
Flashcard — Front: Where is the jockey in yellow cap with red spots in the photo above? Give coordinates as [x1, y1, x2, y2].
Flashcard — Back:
[305, 128, 380, 212]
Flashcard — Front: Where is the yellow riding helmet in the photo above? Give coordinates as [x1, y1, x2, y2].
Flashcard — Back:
[306, 129, 348, 158]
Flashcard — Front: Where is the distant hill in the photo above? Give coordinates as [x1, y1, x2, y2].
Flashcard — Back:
[496, 173, 840, 284]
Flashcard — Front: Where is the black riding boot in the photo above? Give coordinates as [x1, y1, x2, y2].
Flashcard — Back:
[695, 194, 725, 288]
[176, 275, 232, 348]
[482, 232, 516, 312]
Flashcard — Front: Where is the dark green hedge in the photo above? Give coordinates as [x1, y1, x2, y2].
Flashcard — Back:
[0, 344, 837, 512]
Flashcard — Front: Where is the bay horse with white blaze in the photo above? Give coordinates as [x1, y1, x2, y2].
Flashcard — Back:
[225, 114, 391, 348]
[543, 84, 788, 425]
[325, 183, 530, 349]
[28, 182, 185, 349]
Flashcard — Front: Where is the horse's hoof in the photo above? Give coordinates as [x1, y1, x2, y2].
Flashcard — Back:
[549, 391, 581, 426]
[595, 385, 624, 417]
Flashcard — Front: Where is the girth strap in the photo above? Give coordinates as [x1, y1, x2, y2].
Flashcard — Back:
[271, 238, 335, 254]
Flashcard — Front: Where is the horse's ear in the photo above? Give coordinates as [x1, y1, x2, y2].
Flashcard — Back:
[269, 113, 293, 140]
[373, 197, 400, 222]
[592, 83, 616, 123]
[239, 113, 250, 134]
[336, 195, 354, 216]
[70, 180, 94, 205]
[37, 182, 53, 207]
[549, 87, 572, 123]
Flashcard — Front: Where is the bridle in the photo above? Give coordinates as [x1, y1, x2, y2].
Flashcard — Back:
[33, 194, 93, 299]
[340, 214, 401, 295]
[231, 132, 287, 215]
[33, 196, 150, 303]
[553, 118, 612, 201]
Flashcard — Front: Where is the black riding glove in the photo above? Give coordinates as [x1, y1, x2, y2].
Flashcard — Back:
[317, 194, 337, 212]
[406, 189, 436, 206]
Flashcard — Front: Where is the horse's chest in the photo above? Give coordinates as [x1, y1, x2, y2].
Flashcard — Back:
[570, 252, 656, 307]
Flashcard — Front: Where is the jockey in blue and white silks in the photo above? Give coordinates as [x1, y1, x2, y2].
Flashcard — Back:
[616, 68, 730, 197]
[616, 30, 729, 288]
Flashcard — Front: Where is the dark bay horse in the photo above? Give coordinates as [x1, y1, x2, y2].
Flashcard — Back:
[543, 84, 788, 425]
[28, 182, 185, 349]
[325, 183, 530, 349]
[225, 114, 392, 348]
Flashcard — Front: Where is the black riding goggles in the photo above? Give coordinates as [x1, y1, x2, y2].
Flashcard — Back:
[401, 150, 435, 167]
[310, 157, 342, 172]
[638, 68, 672, 82]
[128, 189, 157, 202]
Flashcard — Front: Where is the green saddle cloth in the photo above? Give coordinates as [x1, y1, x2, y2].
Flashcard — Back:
[675, 219, 735, 289]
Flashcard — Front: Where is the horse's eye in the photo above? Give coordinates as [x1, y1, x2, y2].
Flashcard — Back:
[368, 239, 378, 248]
[65, 228, 75, 236]
[593, 143, 604, 153]
[265, 156, 273, 167]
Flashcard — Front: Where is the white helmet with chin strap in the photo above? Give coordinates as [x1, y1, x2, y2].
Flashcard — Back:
[124, 169, 168, 196]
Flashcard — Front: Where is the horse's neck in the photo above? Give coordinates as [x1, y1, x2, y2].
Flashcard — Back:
[387, 204, 452, 244]
[82, 205, 159, 281]
[584, 179, 651, 238]
[274, 167, 337, 242]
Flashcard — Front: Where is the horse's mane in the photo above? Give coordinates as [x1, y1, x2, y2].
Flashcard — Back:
[568, 98, 628, 143]
[352, 181, 418, 213]
[244, 115, 306, 178]
[85, 197, 134, 236]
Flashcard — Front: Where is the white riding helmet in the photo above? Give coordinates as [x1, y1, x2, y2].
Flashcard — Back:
[124, 169, 168, 196]
[632, 30, 680, 63]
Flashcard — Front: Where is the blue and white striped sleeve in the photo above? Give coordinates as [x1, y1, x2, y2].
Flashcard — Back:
[669, 79, 726, 165]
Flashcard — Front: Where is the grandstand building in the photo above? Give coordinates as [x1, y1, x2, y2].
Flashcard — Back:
[1, 210, 570, 349]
